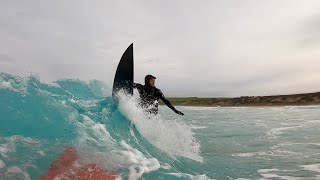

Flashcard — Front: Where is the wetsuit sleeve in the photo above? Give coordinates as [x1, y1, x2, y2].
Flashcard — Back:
[158, 91, 175, 110]
[158, 90, 184, 116]
[157, 90, 175, 110]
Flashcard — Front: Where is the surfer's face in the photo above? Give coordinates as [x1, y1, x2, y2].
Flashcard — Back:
[149, 79, 155, 87]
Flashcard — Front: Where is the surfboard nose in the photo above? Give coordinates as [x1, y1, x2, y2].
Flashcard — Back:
[112, 43, 134, 98]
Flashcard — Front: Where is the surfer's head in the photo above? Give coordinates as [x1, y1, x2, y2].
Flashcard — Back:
[145, 74, 156, 87]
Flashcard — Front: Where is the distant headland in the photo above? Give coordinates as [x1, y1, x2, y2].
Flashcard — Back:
[162, 92, 320, 107]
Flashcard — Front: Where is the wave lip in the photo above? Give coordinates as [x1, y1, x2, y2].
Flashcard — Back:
[117, 91, 204, 162]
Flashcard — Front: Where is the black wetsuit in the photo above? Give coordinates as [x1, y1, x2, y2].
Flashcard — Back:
[133, 83, 183, 115]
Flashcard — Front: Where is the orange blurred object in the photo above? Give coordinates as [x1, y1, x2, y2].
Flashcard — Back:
[40, 147, 117, 180]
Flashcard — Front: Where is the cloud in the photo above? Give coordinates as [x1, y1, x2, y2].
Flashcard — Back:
[299, 14, 320, 47]
[0, 0, 320, 96]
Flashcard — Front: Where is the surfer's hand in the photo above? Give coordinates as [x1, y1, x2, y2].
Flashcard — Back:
[174, 109, 184, 116]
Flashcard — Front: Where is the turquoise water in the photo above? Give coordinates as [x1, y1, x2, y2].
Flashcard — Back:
[0, 73, 320, 179]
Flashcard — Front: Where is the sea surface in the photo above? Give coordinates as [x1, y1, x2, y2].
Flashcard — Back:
[0, 73, 320, 180]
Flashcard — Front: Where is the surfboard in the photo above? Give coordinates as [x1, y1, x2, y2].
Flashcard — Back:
[112, 43, 134, 98]
[39, 147, 116, 180]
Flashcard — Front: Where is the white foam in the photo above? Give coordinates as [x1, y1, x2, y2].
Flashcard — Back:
[232, 149, 299, 158]
[6, 166, 31, 180]
[0, 81, 12, 89]
[117, 91, 203, 162]
[73, 111, 159, 179]
[74, 114, 115, 148]
[257, 169, 300, 180]
[231, 153, 255, 157]
[301, 163, 320, 173]
[259, 173, 299, 180]
[0, 159, 6, 168]
[0, 136, 17, 158]
[166, 173, 211, 180]
[77, 147, 157, 180]
[267, 126, 302, 138]
[37, 151, 45, 156]
[161, 163, 172, 170]
[118, 140, 160, 180]
[0, 74, 28, 94]
[257, 168, 279, 173]
[0, 136, 39, 158]
[309, 143, 320, 146]
[0, 144, 11, 158]
[192, 126, 207, 130]
[180, 106, 221, 110]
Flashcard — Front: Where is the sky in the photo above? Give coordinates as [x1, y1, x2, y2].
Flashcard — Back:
[0, 0, 320, 97]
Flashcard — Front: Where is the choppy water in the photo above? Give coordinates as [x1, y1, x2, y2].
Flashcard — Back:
[0, 73, 320, 180]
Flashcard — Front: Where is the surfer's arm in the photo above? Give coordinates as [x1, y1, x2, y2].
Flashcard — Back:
[158, 90, 184, 116]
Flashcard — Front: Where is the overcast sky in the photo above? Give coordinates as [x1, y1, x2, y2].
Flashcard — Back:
[1, 0, 320, 97]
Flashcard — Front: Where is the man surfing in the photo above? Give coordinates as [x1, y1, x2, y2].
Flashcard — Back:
[133, 74, 184, 116]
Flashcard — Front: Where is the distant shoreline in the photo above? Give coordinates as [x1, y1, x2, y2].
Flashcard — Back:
[160, 92, 320, 107]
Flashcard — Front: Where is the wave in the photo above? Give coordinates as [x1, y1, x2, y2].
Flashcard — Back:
[0, 73, 206, 179]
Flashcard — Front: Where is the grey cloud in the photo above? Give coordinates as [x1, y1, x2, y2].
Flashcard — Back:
[1, 0, 320, 97]
[299, 15, 320, 47]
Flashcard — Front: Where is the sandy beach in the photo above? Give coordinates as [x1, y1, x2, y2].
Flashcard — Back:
[163, 92, 320, 107]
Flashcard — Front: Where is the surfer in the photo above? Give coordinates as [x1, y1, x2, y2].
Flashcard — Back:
[133, 75, 184, 116]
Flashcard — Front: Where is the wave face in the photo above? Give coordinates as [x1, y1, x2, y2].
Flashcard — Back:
[2, 72, 320, 179]
[0, 73, 206, 180]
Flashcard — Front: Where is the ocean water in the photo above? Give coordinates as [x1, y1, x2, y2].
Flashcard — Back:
[0, 72, 320, 180]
